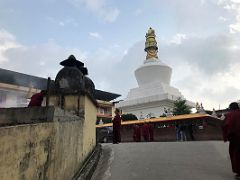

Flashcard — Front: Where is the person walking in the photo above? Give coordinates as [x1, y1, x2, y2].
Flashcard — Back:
[112, 108, 122, 144]
[176, 125, 181, 141]
[133, 124, 141, 142]
[187, 124, 195, 141]
[142, 123, 149, 142]
[222, 102, 240, 180]
[149, 123, 154, 142]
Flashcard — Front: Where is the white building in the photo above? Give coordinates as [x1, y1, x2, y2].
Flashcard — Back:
[116, 27, 194, 118]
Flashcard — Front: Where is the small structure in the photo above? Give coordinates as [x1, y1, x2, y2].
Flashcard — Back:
[211, 108, 218, 118]
[139, 112, 144, 120]
[196, 102, 206, 114]
[45, 55, 97, 116]
[116, 27, 194, 118]
[220, 113, 225, 120]
[196, 102, 201, 112]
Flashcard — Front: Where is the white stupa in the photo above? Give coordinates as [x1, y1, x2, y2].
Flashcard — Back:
[116, 27, 194, 118]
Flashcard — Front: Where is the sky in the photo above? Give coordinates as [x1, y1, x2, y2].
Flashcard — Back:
[0, 0, 240, 110]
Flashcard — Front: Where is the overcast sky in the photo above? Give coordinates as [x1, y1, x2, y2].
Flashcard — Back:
[0, 0, 240, 110]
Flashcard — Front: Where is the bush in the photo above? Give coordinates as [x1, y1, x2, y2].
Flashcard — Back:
[160, 114, 167, 117]
[173, 98, 192, 115]
[121, 113, 138, 121]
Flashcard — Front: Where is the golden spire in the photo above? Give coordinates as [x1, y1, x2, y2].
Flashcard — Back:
[145, 27, 158, 60]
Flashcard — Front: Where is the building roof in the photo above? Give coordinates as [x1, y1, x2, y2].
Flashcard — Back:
[0, 68, 48, 90]
[94, 89, 121, 101]
[0, 68, 121, 101]
[96, 113, 221, 128]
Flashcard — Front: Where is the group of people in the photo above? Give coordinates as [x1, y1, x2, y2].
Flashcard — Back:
[133, 123, 154, 142]
[176, 124, 194, 141]
[112, 102, 240, 179]
[112, 109, 155, 143]
[174, 102, 240, 179]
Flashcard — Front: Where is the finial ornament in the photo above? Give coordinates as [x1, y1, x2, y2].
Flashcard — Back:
[145, 27, 158, 60]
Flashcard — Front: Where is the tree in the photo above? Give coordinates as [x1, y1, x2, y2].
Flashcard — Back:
[121, 113, 138, 121]
[173, 98, 192, 115]
[159, 114, 167, 117]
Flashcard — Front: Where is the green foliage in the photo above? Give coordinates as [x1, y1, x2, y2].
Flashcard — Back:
[96, 117, 112, 124]
[173, 98, 192, 115]
[159, 114, 167, 117]
[102, 118, 112, 124]
[121, 113, 138, 121]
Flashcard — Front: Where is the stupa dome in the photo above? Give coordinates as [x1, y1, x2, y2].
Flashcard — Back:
[55, 66, 84, 93]
[135, 58, 172, 87]
[84, 76, 95, 96]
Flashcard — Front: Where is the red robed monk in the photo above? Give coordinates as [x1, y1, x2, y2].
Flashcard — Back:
[222, 102, 240, 180]
[142, 123, 149, 142]
[112, 108, 121, 144]
[133, 124, 141, 142]
[149, 123, 154, 142]
[28, 91, 44, 107]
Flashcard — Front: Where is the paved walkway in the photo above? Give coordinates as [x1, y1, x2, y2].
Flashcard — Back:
[91, 141, 234, 180]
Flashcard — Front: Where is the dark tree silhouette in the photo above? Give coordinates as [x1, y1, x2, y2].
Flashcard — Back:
[173, 98, 192, 115]
[121, 114, 138, 121]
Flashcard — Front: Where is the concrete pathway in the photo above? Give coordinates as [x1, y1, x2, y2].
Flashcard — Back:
[91, 141, 234, 180]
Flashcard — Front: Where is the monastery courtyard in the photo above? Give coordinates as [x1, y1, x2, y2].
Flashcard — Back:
[92, 141, 233, 180]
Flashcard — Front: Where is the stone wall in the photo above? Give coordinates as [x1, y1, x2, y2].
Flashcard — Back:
[82, 96, 97, 160]
[0, 107, 55, 126]
[0, 96, 97, 180]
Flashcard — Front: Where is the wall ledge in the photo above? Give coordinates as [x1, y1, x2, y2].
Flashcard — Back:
[0, 106, 83, 127]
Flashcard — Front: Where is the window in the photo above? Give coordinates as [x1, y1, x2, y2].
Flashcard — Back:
[0, 90, 7, 107]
